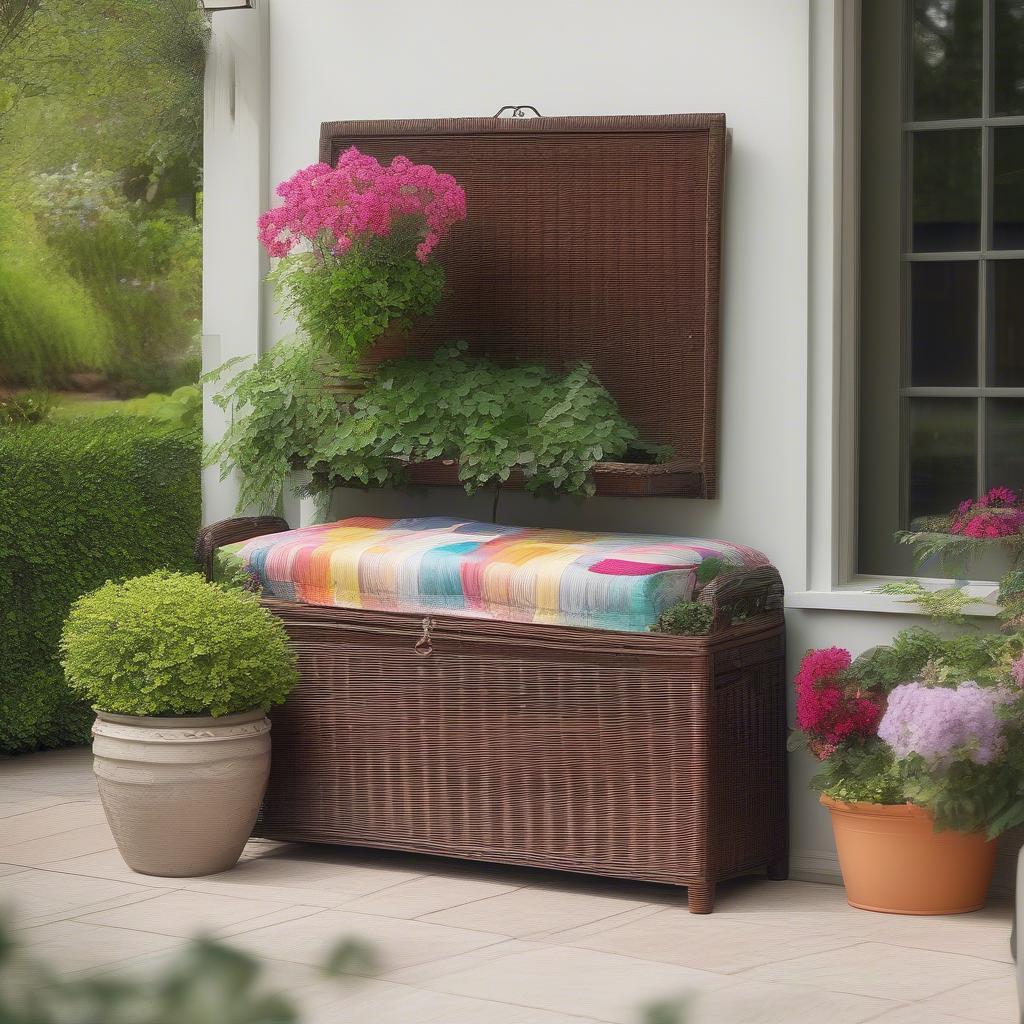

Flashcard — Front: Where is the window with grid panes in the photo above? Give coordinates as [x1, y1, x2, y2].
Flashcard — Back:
[859, 0, 1024, 577]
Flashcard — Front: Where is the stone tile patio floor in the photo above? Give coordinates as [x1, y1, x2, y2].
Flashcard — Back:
[0, 748, 1016, 1024]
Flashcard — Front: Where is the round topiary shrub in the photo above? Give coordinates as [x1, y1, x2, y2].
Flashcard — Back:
[60, 571, 298, 718]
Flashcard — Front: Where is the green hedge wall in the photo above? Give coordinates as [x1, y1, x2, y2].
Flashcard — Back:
[0, 419, 200, 752]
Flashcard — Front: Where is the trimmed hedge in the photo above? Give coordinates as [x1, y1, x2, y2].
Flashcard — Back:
[0, 418, 200, 752]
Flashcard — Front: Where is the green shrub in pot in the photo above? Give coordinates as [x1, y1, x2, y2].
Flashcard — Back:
[61, 571, 297, 717]
[60, 571, 298, 878]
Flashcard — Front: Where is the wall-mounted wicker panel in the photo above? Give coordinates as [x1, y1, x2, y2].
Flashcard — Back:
[319, 114, 726, 498]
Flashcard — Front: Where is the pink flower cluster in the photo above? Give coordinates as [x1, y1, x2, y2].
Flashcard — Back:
[257, 147, 466, 262]
[950, 487, 1024, 539]
[795, 647, 884, 759]
[878, 681, 1014, 766]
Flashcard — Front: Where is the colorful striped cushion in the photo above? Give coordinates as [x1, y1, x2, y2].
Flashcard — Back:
[216, 516, 771, 633]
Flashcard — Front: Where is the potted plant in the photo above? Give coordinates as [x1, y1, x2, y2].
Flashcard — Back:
[207, 341, 672, 515]
[257, 147, 466, 388]
[60, 571, 298, 877]
[792, 636, 1024, 914]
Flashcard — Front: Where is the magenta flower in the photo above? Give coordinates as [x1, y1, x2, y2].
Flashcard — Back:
[256, 147, 466, 263]
[948, 486, 1024, 538]
[878, 681, 1014, 766]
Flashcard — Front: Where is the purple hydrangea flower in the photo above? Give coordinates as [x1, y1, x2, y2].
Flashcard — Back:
[878, 681, 1014, 766]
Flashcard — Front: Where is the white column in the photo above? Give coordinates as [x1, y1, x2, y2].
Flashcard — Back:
[201, 0, 270, 525]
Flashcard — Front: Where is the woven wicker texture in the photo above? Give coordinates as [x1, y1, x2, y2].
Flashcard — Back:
[319, 114, 726, 498]
[198, 518, 786, 913]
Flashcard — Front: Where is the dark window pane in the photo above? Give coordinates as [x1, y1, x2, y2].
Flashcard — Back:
[990, 260, 1024, 384]
[909, 397, 977, 520]
[993, 127, 1024, 250]
[995, 0, 1024, 115]
[913, 0, 983, 120]
[910, 261, 978, 384]
[987, 399, 1024, 492]
[912, 130, 981, 251]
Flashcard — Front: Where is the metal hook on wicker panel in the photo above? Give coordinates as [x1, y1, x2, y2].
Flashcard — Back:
[415, 616, 435, 657]
[492, 105, 542, 118]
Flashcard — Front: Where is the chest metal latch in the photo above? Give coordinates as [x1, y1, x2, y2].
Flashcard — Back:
[414, 616, 435, 657]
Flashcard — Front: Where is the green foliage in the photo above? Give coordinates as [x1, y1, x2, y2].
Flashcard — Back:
[61, 571, 297, 717]
[651, 601, 714, 636]
[0, 388, 52, 425]
[0, 0, 208, 189]
[271, 237, 444, 369]
[209, 341, 659, 513]
[116, 385, 200, 430]
[850, 627, 1023, 693]
[874, 579, 978, 625]
[0, 204, 113, 384]
[0, 918, 375, 1024]
[206, 342, 341, 513]
[811, 739, 906, 805]
[899, 752, 1024, 837]
[52, 386, 200, 431]
[32, 169, 201, 394]
[998, 570, 1024, 630]
[0, 418, 199, 751]
[897, 523, 1024, 576]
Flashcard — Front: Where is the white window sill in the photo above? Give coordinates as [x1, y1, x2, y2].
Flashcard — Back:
[787, 580, 1000, 617]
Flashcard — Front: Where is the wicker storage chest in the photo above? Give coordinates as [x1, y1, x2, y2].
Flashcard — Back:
[197, 516, 787, 913]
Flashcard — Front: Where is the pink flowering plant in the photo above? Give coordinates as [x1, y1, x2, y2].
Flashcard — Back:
[257, 147, 466, 368]
[896, 486, 1024, 581]
[792, 631, 1024, 835]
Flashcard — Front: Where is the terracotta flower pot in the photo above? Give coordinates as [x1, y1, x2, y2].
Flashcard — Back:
[822, 795, 997, 915]
[92, 709, 271, 877]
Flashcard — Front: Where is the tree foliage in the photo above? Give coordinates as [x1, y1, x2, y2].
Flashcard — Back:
[0, 0, 208, 194]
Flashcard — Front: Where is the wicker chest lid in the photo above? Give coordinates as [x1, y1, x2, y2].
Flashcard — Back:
[319, 113, 727, 498]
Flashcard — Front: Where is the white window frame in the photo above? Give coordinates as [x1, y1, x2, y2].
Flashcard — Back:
[791, 0, 1000, 615]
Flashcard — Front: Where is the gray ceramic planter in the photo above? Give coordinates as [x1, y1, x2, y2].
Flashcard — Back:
[92, 709, 271, 877]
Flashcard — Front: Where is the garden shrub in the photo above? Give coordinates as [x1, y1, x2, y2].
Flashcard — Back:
[0, 418, 200, 751]
[62, 572, 297, 718]
[0, 206, 113, 384]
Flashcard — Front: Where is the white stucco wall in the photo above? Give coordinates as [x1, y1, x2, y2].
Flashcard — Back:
[203, 0, 970, 883]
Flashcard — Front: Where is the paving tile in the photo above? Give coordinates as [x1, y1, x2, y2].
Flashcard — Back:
[215, 903, 323, 937]
[561, 905, 860, 973]
[419, 884, 652, 939]
[386, 938, 546, 984]
[688, 978, 897, 1024]
[0, 865, 159, 927]
[845, 908, 1014, 965]
[76, 888, 316, 937]
[339, 874, 519, 919]
[228, 908, 508, 977]
[920, 973, 1019, 1023]
[38, 848, 183, 887]
[0, 823, 118, 866]
[743, 941, 1009, 1002]
[422, 944, 733, 1024]
[864, 1005, 979, 1024]
[298, 976, 609, 1024]
[0, 794, 75, 817]
[0, 801, 107, 845]
[14, 918, 182, 974]
[0, 748, 98, 798]
[183, 850, 424, 906]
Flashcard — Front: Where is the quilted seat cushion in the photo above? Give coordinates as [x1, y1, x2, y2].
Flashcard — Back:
[216, 516, 771, 633]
